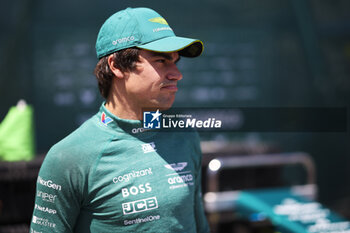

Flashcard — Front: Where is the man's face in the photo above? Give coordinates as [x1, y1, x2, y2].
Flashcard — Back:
[124, 49, 183, 110]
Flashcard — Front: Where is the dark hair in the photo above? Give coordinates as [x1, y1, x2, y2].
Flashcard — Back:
[94, 48, 140, 99]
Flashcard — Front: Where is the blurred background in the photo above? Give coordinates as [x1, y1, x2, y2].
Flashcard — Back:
[0, 0, 349, 232]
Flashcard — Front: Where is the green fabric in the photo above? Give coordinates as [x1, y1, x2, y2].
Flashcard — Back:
[0, 104, 35, 161]
[30, 103, 210, 233]
[95, 7, 203, 58]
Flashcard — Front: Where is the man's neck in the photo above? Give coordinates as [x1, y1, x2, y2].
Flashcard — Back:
[105, 98, 142, 120]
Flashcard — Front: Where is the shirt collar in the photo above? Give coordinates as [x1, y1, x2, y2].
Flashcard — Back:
[98, 103, 157, 138]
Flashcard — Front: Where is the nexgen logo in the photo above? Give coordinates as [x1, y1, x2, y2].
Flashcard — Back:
[37, 176, 62, 191]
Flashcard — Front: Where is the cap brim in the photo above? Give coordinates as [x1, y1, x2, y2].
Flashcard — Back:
[137, 36, 203, 57]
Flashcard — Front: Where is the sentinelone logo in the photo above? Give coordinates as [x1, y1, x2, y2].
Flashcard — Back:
[143, 109, 222, 130]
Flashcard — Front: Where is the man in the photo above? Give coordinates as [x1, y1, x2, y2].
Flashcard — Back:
[30, 7, 209, 233]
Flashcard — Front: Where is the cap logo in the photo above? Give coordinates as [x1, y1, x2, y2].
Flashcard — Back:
[112, 36, 135, 46]
[148, 17, 168, 25]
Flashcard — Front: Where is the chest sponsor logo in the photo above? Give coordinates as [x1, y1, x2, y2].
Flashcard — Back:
[122, 197, 158, 215]
[32, 216, 56, 228]
[165, 162, 194, 189]
[122, 183, 152, 198]
[132, 127, 146, 134]
[35, 204, 57, 215]
[164, 162, 187, 171]
[37, 176, 62, 191]
[142, 142, 156, 153]
[167, 173, 194, 189]
[37, 190, 57, 203]
[124, 215, 161, 226]
[113, 168, 152, 183]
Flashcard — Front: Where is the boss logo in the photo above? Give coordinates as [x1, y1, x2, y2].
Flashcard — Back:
[122, 197, 158, 215]
[122, 183, 152, 198]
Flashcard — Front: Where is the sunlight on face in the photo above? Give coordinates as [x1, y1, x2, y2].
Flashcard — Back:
[124, 50, 183, 111]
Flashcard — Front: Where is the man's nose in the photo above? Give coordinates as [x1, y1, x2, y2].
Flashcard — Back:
[167, 64, 183, 81]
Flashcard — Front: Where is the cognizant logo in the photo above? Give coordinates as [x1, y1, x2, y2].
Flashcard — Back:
[113, 168, 153, 183]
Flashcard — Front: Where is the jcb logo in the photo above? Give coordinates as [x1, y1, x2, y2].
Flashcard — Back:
[122, 197, 158, 215]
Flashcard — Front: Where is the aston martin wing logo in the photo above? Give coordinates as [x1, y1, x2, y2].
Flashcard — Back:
[148, 17, 169, 25]
[164, 162, 188, 171]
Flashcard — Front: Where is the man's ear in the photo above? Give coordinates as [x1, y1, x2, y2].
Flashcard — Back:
[107, 54, 124, 79]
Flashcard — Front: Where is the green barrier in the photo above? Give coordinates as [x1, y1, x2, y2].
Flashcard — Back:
[236, 187, 350, 233]
[0, 100, 35, 161]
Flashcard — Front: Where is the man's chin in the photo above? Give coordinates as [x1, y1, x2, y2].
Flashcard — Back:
[158, 105, 172, 111]
[145, 105, 172, 112]
[143, 101, 174, 112]
[141, 96, 176, 111]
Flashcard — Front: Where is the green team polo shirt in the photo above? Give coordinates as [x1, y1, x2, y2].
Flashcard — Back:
[30, 103, 210, 233]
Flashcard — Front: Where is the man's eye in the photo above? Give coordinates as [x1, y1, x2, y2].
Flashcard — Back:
[156, 59, 166, 63]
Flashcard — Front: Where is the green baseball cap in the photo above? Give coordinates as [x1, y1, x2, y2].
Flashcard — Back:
[96, 7, 203, 59]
